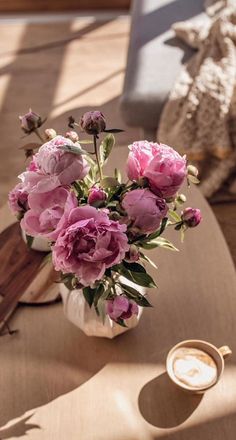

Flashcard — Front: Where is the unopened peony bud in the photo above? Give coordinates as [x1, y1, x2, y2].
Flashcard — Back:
[88, 187, 106, 207]
[181, 207, 202, 227]
[66, 130, 79, 143]
[19, 109, 42, 134]
[45, 128, 57, 140]
[125, 245, 140, 262]
[176, 194, 186, 205]
[187, 165, 199, 177]
[80, 111, 106, 135]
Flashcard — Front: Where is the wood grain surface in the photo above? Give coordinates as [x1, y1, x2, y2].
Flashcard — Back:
[0, 206, 60, 331]
[0, 146, 236, 439]
[0, 0, 131, 12]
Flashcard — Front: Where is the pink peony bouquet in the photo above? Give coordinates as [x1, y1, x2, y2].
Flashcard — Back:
[9, 109, 202, 327]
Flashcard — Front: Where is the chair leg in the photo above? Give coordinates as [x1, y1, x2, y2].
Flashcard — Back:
[143, 127, 157, 141]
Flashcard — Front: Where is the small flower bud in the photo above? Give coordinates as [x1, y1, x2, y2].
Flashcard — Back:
[181, 207, 202, 227]
[88, 187, 106, 207]
[45, 128, 57, 140]
[187, 164, 199, 177]
[80, 111, 106, 135]
[19, 109, 42, 134]
[125, 245, 140, 262]
[176, 194, 187, 205]
[66, 130, 79, 143]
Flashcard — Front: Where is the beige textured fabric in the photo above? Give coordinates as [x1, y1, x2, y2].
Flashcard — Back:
[158, 0, 236, 198]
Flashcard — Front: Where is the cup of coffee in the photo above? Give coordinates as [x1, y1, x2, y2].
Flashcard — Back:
[166, 339, 232, 394]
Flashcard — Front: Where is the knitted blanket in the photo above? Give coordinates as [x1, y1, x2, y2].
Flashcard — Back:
[158, 0, 236, 200]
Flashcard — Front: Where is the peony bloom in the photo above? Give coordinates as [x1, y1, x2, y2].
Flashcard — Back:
[19, 136, 89, 193]
[126, 141, 187, 198]
[106, 296, 138, 321]
[19, 109, 42, 134]
[88, 187, 106, 207]
[181, 207, 202, 227]
[80, 111, 106, 135]
[8, 183, 29, 215]
[122, 188, 168, 234]
[21, 187, 78, 241]
[52, 206, 129, 286]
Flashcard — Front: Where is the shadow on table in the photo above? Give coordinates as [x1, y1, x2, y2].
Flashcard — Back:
[152, 412, 236, 440]
[138, 372, 203, 428]
[0, 414, 40, 439]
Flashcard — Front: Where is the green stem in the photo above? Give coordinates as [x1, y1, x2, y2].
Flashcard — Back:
[35, 128, 45, 143]
[93, 135, 103, 181]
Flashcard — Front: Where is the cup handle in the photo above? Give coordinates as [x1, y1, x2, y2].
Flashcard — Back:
[218, 346, 232, 359]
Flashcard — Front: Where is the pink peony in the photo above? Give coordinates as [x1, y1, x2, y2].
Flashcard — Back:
[52, 206, 129, 286]
[126, 141, 187, 198]
[106, 296, 138, 321]
[88, 187, 106, 207]
[21, 187, 77, 241]
[122, 188, 168, 234]
[8, 183, 29, 215]
[181, 207, 202, 227]
[19, 136, 89, 193]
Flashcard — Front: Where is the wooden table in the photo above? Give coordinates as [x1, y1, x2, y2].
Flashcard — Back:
[0, 145, 236, 439]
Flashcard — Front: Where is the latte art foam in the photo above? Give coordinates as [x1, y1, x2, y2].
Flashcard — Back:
[172, 347, 218, 389]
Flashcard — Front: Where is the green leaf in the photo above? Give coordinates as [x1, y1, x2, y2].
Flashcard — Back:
[72, 181, 84, 198]
[61, 274, 74, 291]
[169, 209, 181, 223]
[174, 223, 182, 231]
[119, 282, 152, 307]
[123, 261, 146, 273]
[128, 271, 157, 288]
[113, 264, 157, 288]
[139, 252, 158, 269]
[101, 177, 119, 188]
[104, 128, 124, 133]
[115, 318, 127, 327]
[100, 134, 115, 164]
[188, 175, 200, 185]
[79, 139, 93, 144]
[93, 284, 105, 308]
[26, 234, 34, 249]
[59, 144, 87, 155]
[145, 217, 168, 241]
[114, 168, 122, 183]
[83, 286, 96, 307]
[95, 298, 106, 323]
[140, 237, 179, 252]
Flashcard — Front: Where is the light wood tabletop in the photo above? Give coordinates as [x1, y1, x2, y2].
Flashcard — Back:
[0, 145, 236, 440]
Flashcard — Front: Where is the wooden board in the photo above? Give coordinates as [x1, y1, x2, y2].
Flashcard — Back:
[0, 207, 60, 332]
[0, 0, 131, 12]
[0, 145, 236, 439]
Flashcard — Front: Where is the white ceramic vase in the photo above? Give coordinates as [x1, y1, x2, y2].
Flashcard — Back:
[21, 229, 51, 252]
[60, 277, 145, 339]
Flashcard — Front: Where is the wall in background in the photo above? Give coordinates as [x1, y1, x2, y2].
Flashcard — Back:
[0, 0, 131, 12]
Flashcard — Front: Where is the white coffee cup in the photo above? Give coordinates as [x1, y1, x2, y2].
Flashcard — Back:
[166, 339, 232, 394]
